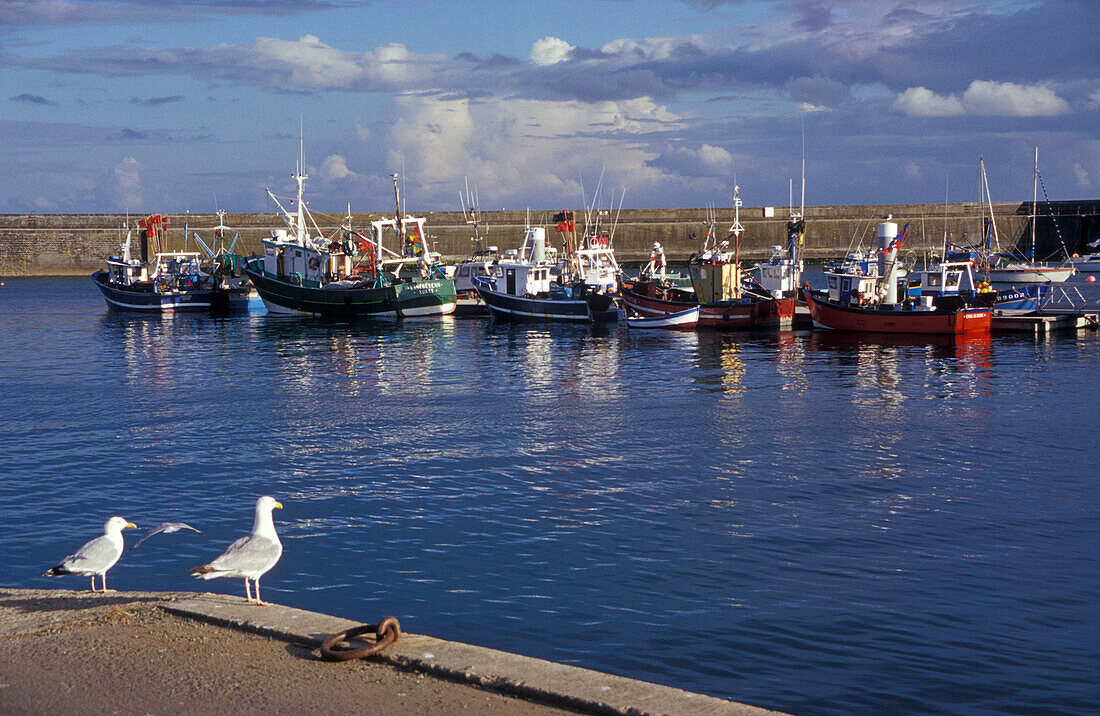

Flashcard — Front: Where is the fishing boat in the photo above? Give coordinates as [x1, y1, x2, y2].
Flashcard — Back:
[623, 306, 699, 330]
[243, 162, 456, 319]
[474, 217, 618, 322]
[688, 186, 796, 328]
[92, 214, 250, 315]
[621, 187, 796, 328]
[754, 163, 807, 299]
[805, 219, 992, 335]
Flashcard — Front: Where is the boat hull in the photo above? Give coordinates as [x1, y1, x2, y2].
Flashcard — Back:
[805, 292, 991, 334]
[988, 266, 1074, 285]
[476, 286, 617, 322]
[699, 298, 795, 329]
[621, 280, 792, 328]
[244, 260, 456, 318]
[92, 271, 249, 315]
[625, 306, 699, 329]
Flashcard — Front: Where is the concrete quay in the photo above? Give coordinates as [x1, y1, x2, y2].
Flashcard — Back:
[0, 588, 783, 716]
[2, 200, 1098, 276]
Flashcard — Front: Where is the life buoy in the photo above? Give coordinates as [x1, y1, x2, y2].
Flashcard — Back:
[308, 256, 321, 272]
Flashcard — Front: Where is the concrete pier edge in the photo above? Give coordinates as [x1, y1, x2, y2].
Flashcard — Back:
[160, 593, 784, 716]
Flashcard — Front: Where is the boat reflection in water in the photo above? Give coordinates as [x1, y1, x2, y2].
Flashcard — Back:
[806, 329, 993, 399]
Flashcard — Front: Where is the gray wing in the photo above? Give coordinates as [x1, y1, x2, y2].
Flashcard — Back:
[205, 535, 282, 577]
[130, 522, 202, 551]
[60, 535, 121, 574]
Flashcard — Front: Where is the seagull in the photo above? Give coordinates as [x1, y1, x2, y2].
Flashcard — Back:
[43, 516, 137, 593]
[189, 496, 283, 605]
[129, 522, 202, 551]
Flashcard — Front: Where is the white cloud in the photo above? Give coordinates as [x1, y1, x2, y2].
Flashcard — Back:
[961, 80, 1070, 117]
[892, 86, 964, 117]
[529, 36, 574, 66]
[250, 34, 365, 87]
[320, 154, 356, 181]
[1073, 162, 1090, 189]
[893, 80, 1070, 118]
[113, 156, 142, 209]
[382, 93, 683, 208]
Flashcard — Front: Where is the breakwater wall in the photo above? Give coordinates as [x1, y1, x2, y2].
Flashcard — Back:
[2, 201, 1098, 276]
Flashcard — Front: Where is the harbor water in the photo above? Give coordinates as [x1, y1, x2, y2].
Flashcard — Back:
[2, 277, 1098, 714]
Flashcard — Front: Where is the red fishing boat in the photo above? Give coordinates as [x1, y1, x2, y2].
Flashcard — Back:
[805, 218, 992, 335]
[803, 290, 991, 334]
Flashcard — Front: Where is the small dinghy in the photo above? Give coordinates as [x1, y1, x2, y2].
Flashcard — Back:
[624, 305, 699, 330]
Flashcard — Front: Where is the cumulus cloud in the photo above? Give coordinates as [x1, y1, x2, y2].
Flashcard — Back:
[649, 143, 734, 178]
[530, 37, 574, 66]
[320, 154, 356, 181]
[381, 93, 685, 208]
[892, 80, 1070, 118]
[892, 86, 964, 117]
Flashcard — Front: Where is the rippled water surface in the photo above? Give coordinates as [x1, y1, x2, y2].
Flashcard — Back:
[3, 277, 1099, 714]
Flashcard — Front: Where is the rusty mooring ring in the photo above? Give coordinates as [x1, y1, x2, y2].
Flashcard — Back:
[320, 616, 401, 662]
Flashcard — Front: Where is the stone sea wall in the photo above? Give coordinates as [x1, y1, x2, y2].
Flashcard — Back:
[1, 201, 1098, 276]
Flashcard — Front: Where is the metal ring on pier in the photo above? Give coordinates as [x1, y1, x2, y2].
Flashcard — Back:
[320, 616, 401, 662]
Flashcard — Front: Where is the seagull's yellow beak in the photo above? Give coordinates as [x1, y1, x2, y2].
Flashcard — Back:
[126, 522, 137, 529]
[274, 502, 283, 510]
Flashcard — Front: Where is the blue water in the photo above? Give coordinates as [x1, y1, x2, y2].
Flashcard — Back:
[2, 276, 1098, 715]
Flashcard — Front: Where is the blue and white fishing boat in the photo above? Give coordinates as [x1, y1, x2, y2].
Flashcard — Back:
[92, 214, 250, 315]
[477, 211, 624, 323]
[475, 212, 619, 322]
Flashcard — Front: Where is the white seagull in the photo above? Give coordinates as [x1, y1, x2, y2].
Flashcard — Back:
[189, 496, 283, 605]
[43, 516, 138, 592]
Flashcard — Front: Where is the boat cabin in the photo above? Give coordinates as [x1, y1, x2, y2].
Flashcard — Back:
[756, 245, 801, 299]
[573, 245, 618, 293]
[916, 259, 980, 298]
[481, 227, 558, 297]
[262, 232, 330, 285]
[104, 256, 147, 285]
[486, 262, 555, 297]
[825, 268, 882, 306]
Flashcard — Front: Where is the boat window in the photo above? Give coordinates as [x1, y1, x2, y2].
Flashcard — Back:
[827, 276, 837, 289]
[946, 271, 961, 289]
[927, 273, 942, 288]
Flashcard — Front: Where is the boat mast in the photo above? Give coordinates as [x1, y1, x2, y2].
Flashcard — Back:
[731, 183, 743, 298]
[980, 156, 1000, 255]
[391, 173, 404, 246]
[1031, 147, 1039, 262]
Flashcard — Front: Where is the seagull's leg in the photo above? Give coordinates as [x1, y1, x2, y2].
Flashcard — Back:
[99, 573, 115, 593]
[90, 575, 97, 592]
[244, 578, 254, 603]
[254, 578, 269, 606]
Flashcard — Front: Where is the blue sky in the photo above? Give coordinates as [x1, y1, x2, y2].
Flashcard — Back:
[1, 0, 1097, 213]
